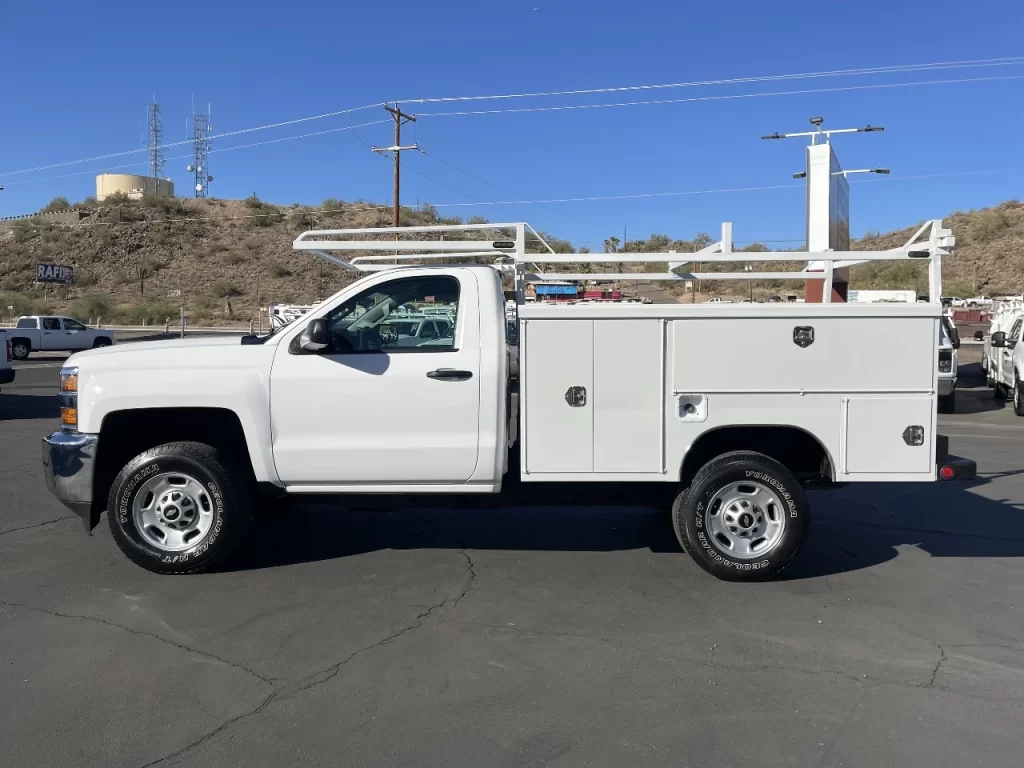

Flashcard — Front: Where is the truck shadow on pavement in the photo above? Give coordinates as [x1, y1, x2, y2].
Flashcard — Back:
[0, 394, 61, 420]
[230, 470, 1024, 581]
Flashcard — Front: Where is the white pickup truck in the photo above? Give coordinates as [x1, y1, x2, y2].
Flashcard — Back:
[10, 316, 114, 360]
[41, 221, 974, 581]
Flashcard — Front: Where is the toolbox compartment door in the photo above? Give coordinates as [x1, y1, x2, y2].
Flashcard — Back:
[843, 397, 934, 474]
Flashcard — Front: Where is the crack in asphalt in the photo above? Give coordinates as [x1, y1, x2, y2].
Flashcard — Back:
[0, 515, 75, 539]
[138, 546, 479, 768]
[927, 644, 948, 688]
[0, 600, 274, 686]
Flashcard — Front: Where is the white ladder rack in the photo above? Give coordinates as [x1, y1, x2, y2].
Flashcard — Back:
[292, 220, 954, 304]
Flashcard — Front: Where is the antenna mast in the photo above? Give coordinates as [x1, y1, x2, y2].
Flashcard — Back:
[188, 104, 213, 199]
[146, 100, 165, 190]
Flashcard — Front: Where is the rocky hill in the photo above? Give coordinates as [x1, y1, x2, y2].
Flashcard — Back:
[1, 194, 1021, 324]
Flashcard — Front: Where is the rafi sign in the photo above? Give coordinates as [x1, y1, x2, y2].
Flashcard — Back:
[36, 263, 74, 284]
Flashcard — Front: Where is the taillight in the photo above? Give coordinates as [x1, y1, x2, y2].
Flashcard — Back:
[5, 339, 10, 362]
[938, 349, 952, 373]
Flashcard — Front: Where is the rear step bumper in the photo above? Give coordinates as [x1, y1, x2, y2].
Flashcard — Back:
[936, 434, 977, 481]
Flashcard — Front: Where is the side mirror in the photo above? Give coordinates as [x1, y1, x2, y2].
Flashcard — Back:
[951, 329, 961, 350]
[299, 318, 329, 352]
[992, 331, 1006, 348]
[974, 330, 985, 341]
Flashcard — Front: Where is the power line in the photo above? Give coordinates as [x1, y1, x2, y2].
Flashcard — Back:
[416, 147, 607, 231]
[429, 166, 1024, 208]
[417, 74, 1024, 117]
[0, 121, 390, 189]
[0, 103, 383, 179]
[5, 55, 1022, 182]
[432, 182, 804, 207]
[401, 55, 1024, 104]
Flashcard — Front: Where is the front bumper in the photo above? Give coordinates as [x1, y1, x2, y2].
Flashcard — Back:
[937, 377, 956, 396]
[41, 432, 98, 529]
[0, 368, 14, 385]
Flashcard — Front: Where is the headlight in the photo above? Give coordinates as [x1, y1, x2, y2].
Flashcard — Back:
[59, 366, 79, 431]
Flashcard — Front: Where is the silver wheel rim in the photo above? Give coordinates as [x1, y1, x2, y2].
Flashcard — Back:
[132, 472, 216, 552]
[13, 344, 27, 357]
[705, 480, 787, 559]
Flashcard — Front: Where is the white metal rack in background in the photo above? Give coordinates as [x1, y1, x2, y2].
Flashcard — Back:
[292, 220, 955, 305]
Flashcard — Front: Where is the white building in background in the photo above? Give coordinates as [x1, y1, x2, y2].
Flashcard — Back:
[96, 174, 174, 202]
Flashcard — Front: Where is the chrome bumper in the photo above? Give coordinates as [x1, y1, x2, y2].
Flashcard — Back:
[42, 432, 98, 529]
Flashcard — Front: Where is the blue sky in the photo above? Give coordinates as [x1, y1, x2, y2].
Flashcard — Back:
[1, 0, 1022, 249]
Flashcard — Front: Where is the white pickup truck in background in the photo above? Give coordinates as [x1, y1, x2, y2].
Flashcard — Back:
[9, 316, 115, 360]
[41, 221, 974, 582]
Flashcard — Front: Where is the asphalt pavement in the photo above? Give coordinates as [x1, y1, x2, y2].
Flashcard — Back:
[2, 351, 1023, 767]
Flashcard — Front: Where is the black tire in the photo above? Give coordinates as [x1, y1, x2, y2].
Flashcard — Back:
[938, 390, 956, 414]
[92, 337, 112, 348]
[11, 339, 30, 360]
[1014, 376, 1024, 417]
[672, 451, 810, 581]
[994, 381, 1008, 400]
[107, 441, 251, 574]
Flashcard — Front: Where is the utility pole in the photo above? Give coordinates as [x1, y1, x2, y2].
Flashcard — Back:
[372, 104, 418, 228]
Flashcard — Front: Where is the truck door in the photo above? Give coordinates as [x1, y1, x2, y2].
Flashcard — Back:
[61, 318, 89, 349]
[1003, 318, 1023, 385]
[269, 272, 482, 486]
[40, 317, 65, 350]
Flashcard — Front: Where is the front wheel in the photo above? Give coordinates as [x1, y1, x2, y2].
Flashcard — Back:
[92, 337, 113, 349]
[672, 451, 809, 581]
[1014, 376, 1024, 417]
[107, 441, 251, 574]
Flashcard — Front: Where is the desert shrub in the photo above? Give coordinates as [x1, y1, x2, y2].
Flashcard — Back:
[71, 293, 115, 321]
[41, 196, 70, 213]
[268, 260, 291, 278]
[212, 279, 243, 298]
[117, 300, 177, 325]
[221, 250, 245, 266]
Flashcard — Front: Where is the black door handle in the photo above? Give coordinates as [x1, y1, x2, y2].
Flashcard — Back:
[427, 368, 473, 380]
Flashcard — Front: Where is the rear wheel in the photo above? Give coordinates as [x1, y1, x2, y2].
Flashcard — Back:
[672, 451, 810, 581]
[995, 380, 1008, 400]
[107, 441, 251, 574]
[11, 339, 30, 360]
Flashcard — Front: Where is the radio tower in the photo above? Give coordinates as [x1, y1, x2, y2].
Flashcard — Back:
[146, 100, 165, 189]
[189, 104, 213, 198]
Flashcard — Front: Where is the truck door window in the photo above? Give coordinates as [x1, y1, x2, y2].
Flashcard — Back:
[42, 318, 62, 331]
[324, 276, 459, 353]
[63, 319, 86, 332]
[1011, 320, 1023, 343]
